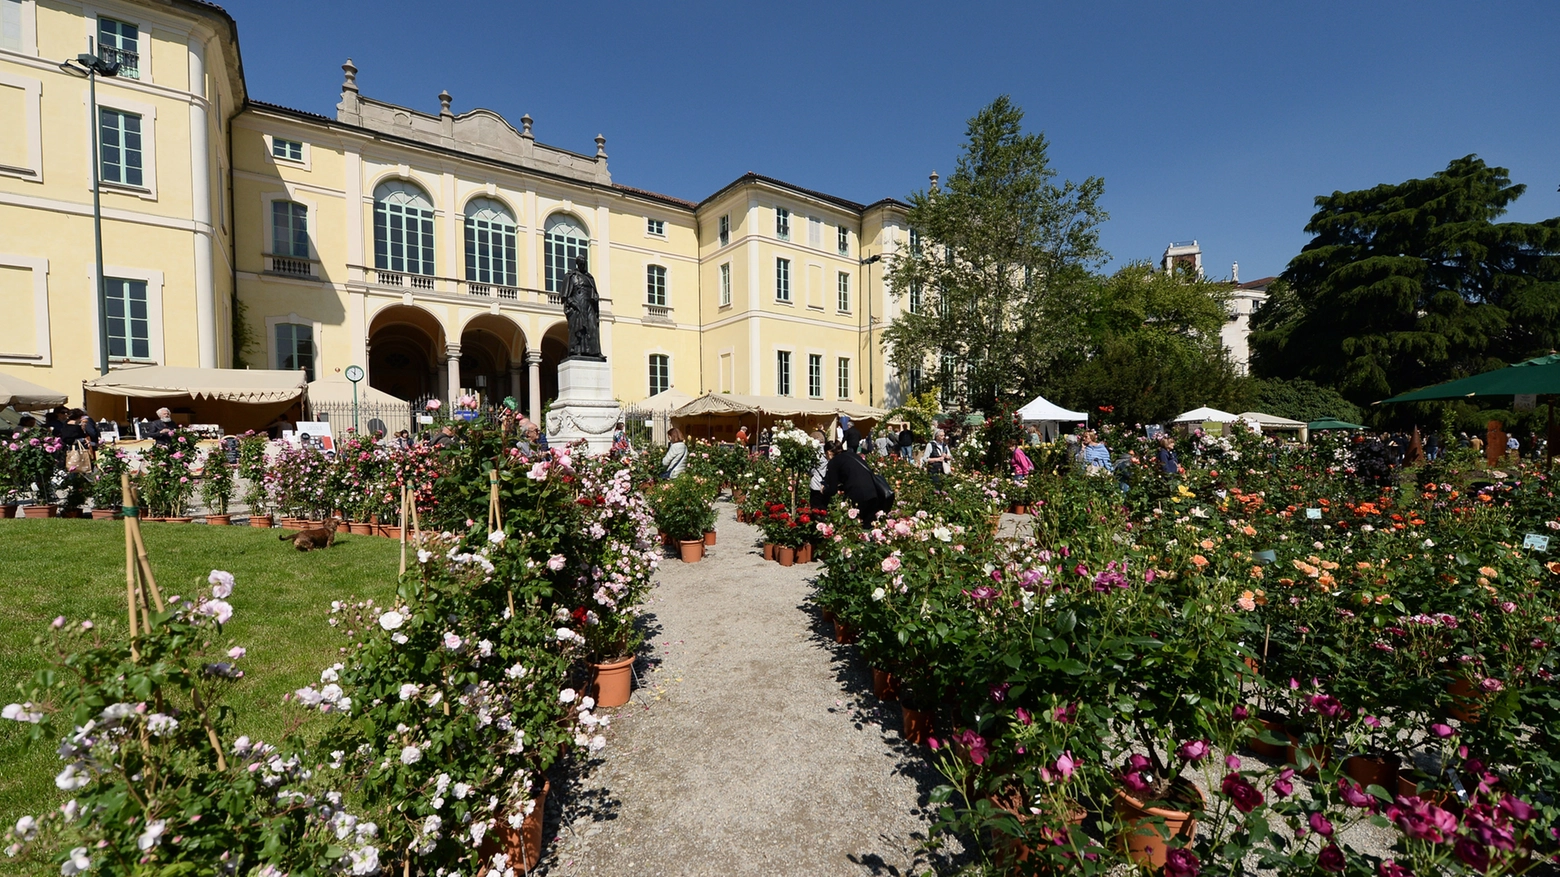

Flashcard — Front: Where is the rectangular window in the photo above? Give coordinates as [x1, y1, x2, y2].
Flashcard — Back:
[718, 214, 730, 246]
[98, 18, 139, 78]
[837, 357, 850, 399]
[276, 323, 315, 382]
[775, 207, 790, 240]
[719, 263, 731, 306]
[1, 0, 23, 52]
[909, 281, 922, 314]
[837, 225, 849, 255]
[807, 354, 822, 398]
[271, 138, 303, 162]
[271, 200, 308, 258]
[648, 353, 670, 397]
[775, 258, 790, 302]
[104, 278, 149, 360]
[776, 350, 791, 396]
[99, 109, 143, 187]
[836, 272, 850, 312]
[908, 366, 922, 397]
[646, 217, 665, 237]
[940, 353, 956, 398]
[646, 265, 667, 307]
[808, 217, 822, 247]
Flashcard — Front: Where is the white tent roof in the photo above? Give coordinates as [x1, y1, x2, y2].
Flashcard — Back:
[307, 375, 406, 408]
[1016, 394, 1088, 423]
[1238, 411, 1307, 429]
[633, 387, 695, 414]
[1172, 406, 1239, 423]
[84, 366, 306, 403]
[672, 392, 887, 421]
[0, 371, 68, 410]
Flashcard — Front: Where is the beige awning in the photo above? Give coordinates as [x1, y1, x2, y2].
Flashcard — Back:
[84, 366, 306, 403]
[672, 392, 886, 421]
[1237, 411, 1307, 429]
[307, 375, 406, 408]
[632, 387, 695, 414]
[0, 370, 68, 410]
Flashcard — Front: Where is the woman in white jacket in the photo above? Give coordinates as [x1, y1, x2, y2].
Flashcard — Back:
[661, 427, 688, 479]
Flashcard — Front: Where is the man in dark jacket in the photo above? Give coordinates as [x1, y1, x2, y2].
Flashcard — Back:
[821, 441, 886, 522]
[144, 407, 179, 445]
[898, 425, 914, 460]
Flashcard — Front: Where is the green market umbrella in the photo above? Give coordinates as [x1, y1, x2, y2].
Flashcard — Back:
[1307, 418, 1366, 431]
[1381, 354, 1560, 403]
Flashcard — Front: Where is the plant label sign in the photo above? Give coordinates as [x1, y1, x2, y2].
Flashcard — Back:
[1305, 508, 1322, 520]
[1523, 533, 1549, 552]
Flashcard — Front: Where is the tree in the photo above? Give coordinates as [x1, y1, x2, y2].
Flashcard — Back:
[1058, 263, 1246, 425]
[1249, 156, 1560, 409]
[1248, 377, 1364, 425]
[880, 96, 1107, 412]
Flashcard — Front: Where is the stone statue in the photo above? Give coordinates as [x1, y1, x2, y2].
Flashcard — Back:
[560, 255, 603, 360]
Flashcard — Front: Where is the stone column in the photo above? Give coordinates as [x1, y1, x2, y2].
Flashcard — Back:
[509, 364, 523, 403]
[526, 350, 543, 423]
[445, 343, 461, 405]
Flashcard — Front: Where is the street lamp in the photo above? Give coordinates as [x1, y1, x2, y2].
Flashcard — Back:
[59, 43, 120, 376]
[859, 254, 881, 405]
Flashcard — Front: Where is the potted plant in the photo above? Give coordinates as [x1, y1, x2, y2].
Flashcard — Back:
[7, 426, 61, 516]
[650, 475, 714, 563]
[137, 432, 197, 520]
[235, 432, 271, 526]
[58, 470, 90, 518]
[89, 448, 127, 519]
[201, 442, 235, 524]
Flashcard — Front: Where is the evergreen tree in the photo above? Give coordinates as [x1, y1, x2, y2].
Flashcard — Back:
[1249, 156, 1560, 407]
[881, 96, 1107, 411]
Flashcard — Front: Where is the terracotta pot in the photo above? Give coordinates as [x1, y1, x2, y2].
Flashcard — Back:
[704, 529, 716, 546]
[1344, 753, 1401, 791]
[1246, 717, 1288, 759]
[280, 517, 304, 530]
[763, 542, 775, 561]
[165, 516, 193, 524]
[0, 503, 16, 518]
[205, 514, 232, 526]
[1113, 778, 1207, 870]
[350, 521, 374, 535]
[249, 515, 274, 528]
[306, 519, 323, 529]
[987, 513, 1003, 535]
[777, 545, 795, 567]
[61, 508, 84, 518]
[477, 779, 549, 874]
[90, 508, 118, 520]
[1396, 774, 1457, 807]
[901, 704, 934, 744]
[657, 528, 670, 547]
[588, 656, 635, 708]
[833, 618, 857, 645]
[1286, 733, 1329, 778]
[21, 504, 56, 519]
[1009, 503, 1027, 515]
[821, 608, 837, 625]
[872, 668, 900, 701]
[732, 490, 746, 505]
[989, 783, 1085, 867]
[1447, 676, 1485, 724]
[797, 542, 813, 563]
[678, 539, 703, 563]
[384, 525, 403, 540]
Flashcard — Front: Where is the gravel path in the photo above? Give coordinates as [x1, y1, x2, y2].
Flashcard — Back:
[541, 502, 956, 876]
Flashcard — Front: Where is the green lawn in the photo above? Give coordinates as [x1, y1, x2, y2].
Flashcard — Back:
[0, 519, 401, 852]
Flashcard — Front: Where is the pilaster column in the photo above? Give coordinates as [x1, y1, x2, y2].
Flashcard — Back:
[526, 350, 543, 423]
[445, 343, 461, 405]
[509, 364, 523, 403]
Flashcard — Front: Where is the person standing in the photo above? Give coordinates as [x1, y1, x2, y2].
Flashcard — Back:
[734, 425, 749, 448]
[1507, 433, 1521, 463]
[924, 429, 951, 484]
[662, 427, 688, 479]
[874, 428, 893, 457]
[808, 429, 829, 509]
[898, 424, 915, 460]
[821, 440, 885, 522]
[1080, 431, 1111, 472]
[840, 415, 863, 456]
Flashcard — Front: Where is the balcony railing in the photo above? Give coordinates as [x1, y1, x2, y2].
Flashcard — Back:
[264, 254, 317, 278]
[100, 45, 139, 79]
[351, 265, 578, 310]
[645, 304, 672, 322]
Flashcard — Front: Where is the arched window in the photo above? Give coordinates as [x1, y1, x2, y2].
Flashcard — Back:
[543, 214, 588, 292]
[374, 181, 435, 276]
[464, 198, 517, 287]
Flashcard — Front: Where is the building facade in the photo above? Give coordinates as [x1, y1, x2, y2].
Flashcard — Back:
[1, 0, 911, 421]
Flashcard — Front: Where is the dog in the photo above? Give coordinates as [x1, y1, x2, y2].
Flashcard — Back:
[280, 517, 342, 552]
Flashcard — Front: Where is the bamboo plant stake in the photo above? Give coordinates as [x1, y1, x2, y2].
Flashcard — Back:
[398, 483, 409, 576]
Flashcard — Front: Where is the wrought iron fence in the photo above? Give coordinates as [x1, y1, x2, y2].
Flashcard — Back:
[309, 400, 415, 439]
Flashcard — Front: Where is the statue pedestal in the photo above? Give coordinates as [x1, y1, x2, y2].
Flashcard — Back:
[547, 358, 620, 455]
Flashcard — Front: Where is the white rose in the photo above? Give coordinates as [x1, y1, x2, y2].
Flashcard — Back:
[400, 745, 422, 765]
[378, 610, 405, 631]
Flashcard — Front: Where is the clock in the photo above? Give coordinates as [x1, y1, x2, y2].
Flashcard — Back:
[344, 365, 365, 383]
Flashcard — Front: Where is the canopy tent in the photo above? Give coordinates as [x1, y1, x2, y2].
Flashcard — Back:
[670, 392, 887, 442]
[0, 371, 68, 411]
[1307, 418, 1365, 431]
[1016, 395, 1089, 424]
[1380, 354, 1560, 403]
[632, 387, 696, 414]
[306, 376, 409, 437]
[84, 366, 307, 434]
[1238, 411, 1309, 442]
[1171, 406, 1239, 424]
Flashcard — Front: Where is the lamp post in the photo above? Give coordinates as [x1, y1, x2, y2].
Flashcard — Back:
[859, 254, 881, 406]
[59, 43, 120, 376]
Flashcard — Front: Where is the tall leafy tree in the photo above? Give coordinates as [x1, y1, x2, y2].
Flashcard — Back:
[1250, 156, 1560, 407]
[881, 96, 1107, 411]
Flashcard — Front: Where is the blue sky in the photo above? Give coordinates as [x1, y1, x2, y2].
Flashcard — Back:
[222, 0, 1560, 280]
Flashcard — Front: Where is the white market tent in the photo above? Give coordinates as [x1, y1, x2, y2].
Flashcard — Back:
[670, 392, 887, 442]
[633, 387, 695, 414]
[0, 371, 68, 411]
[84, 366, 307, 433]
[307, 375, 410, 436]
[1171, 406, 1239, 424]
[1239, 411, 1309, 442]
[1016, 394, 1089, 441]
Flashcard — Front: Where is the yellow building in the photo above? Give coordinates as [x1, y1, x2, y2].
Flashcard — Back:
[0, 0, 243, 399]
[3, 0, 911, 422]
